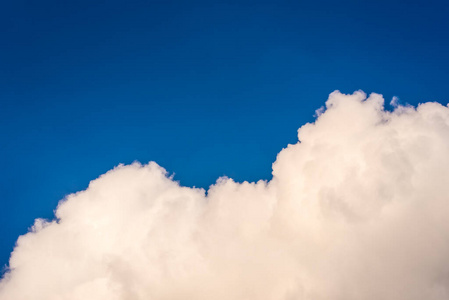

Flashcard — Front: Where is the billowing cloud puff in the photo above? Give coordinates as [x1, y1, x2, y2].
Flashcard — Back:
[2, 91, 449, 299]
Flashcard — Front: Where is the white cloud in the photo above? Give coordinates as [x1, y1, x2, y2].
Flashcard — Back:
[2, 91, 449, 299]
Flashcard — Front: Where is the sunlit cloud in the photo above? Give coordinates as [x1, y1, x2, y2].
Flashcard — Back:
[2, 91, 449, 300]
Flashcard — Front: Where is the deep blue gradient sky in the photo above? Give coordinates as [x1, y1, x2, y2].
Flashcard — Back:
[1, 0, 449, 271]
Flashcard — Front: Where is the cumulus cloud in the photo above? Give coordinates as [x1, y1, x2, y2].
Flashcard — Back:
[2, 91, 449, 299]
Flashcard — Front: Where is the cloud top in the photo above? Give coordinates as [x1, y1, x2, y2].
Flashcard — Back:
[2, 91, 449, 299]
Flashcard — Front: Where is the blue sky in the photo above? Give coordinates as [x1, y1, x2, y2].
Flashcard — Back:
[1, 0, 449, 270]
